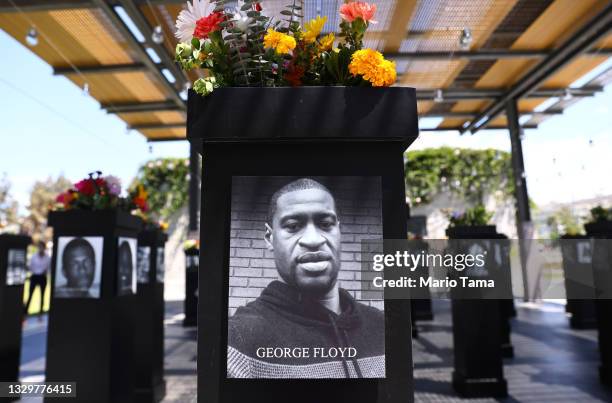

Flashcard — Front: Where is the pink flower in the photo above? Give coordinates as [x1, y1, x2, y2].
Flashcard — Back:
[105, 175, 122, 196]
[340, 2, 377, 24]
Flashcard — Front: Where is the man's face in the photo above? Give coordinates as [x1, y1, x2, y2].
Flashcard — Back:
[119, 245, 133, 286]
[63, 245, 95, 288]
[265, 188, 341, 295]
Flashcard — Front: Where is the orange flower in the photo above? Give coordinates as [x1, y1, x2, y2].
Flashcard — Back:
[340, 2, 377, 24]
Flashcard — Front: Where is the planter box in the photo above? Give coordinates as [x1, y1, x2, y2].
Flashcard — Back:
[46, 210, 142, 403]
[133, 229, 168, 403]
[188, 87, 418, 403]
[446, 225, 497, 239]
[0, 234, 31, 397]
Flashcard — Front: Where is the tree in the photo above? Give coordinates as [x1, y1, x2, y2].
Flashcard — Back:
[0, 174, 19, 232]
[21, 175, 72, 243]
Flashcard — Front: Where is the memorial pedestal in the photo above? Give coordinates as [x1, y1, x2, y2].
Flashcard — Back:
[183, 247, 198, 327]
[46, 210, 142, 403]
[188, 87, 417, 403]
[560, 235, 597, 329]
[446, 225, 508, 398]
[0, 234, 31, 400]
[585, 221, 612, 386]
[133, 229, 168, 403]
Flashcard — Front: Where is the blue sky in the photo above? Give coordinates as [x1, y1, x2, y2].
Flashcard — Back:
[1, 28, 611, 214]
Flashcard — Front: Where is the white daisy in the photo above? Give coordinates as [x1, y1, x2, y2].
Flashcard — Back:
[175, 0, 216, 43]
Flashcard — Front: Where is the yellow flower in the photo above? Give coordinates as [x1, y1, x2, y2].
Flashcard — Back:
[318, 33, 335, 51]
[137, 185, 148, 200]
[264, 29, 296, 54]
[303, 15, 327, 43]
[349, 49, 397, 87]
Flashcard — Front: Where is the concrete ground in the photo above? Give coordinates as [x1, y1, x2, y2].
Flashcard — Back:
[15, 300, 612, 402]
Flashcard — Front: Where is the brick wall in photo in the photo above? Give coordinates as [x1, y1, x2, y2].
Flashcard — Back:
[228, 176, 384, 316]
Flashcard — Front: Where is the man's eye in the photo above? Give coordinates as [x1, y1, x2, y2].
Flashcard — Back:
[283, 221, 301, 231]
[319, 220, 335, 230]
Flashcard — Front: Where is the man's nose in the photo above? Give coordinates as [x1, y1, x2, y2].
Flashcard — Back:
[298, 223, 326, 249]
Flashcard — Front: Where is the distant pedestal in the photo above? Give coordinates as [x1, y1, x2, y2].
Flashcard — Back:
[133, 229, 167, 403]
[446, 226, 508, 398]
[585, 221, 612, 386]
[46, 210, 142, 403]
[183, 248, 198, 327]
[0, 234, 31, 401]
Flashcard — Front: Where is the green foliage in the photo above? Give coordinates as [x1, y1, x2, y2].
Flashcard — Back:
[589, 205, 612, 223]
[22, 175, 72, 242]
[130, 158, 190, 220]
[447, 204, 493, 228]
[546, 207, 584, 239]
[0, 174, 19, 232]
[404, 147, 513, 206]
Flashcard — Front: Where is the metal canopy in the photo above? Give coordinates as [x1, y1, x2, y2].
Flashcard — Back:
[1, 0, 611, 140]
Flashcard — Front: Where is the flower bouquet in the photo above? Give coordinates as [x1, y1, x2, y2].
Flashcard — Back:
[174, 0, 396, 95]
[55, 171, 148, 213]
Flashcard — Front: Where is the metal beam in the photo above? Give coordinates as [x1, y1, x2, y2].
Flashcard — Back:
[146, 136, 186, 142]
[113, 0, 188, 90]
[102, 100, 181, 113]
[92, 0, 185, 110]
[422, 110, 562, 119]
[0, 0, 92, 12]
[462, 4, 612, 134]
[130, 122, 185, 130]
[53, 63, 152, 75]
[415, 86, 601, 101]
[388, 48, 612, 61]
[420, 124, 538, 132]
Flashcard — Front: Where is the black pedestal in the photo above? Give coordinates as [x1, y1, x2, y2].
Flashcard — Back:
[560, 235, 597, 329]
[585, 221, 612, 386]
[188, 87, 417, 403]
[446, 226, 508, 398]
[0, 234, 30, 401]
[46, 210, 142, 403]
[133, 230, 167, 403]
[183, 248, 198, 327]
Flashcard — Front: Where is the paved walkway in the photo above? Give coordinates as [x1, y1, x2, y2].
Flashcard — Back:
[15, 300, 612, 402]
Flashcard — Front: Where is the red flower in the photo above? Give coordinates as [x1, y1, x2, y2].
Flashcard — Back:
[75, 179, 95, 196]
[193, 12, 225, 39]
[133, 197, 148, 212]
[254, 2, 262, 12]
[285, 64, 305, 87]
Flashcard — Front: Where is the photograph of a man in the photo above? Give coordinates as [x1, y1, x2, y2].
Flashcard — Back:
[227, 177, 385, 379]
[54, 237, 102, 298]
[6, 248, 27, 286]
[137, 246, 150, 284]
[117, 238, 137, 295]
[156, 247, 165, 283]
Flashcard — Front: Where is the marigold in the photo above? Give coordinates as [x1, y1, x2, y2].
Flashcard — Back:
[349, 49, 396, 87]
[303, 16, 327, 43]
[263, 29, 296, 54]
[318, 33, 335, 51]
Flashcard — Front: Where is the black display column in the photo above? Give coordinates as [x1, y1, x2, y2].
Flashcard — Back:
[133, 229, 168, 402]
[560, 235, 597, 329]
[183, 247, 198, 327]
[188, 87, 418, 403]
[446, 225, 508, 398]
[585, 221, 612, 386]
[46, 210, 142, 403]
[0, 234, 31, 396]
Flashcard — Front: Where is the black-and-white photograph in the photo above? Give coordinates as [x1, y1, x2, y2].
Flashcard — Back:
[54, 236, 103, 298]
[6, 248, 27, 286]
[227, 176, 385, 379]
[137, 246, 151, 284]
[156, 247, 164, 283]
[117, 237, 137, 295]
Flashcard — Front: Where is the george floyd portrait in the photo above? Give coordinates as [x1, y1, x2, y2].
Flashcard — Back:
[227, 176, 385, 379]
[117, 238, 137, 295]
[54, 237, 103, 298]
[137, 246, 151, 284]
[156, 246, 165, 283]
[6, 248, 27, 286]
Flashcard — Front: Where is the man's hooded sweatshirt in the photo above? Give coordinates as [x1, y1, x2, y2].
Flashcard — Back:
[227, 280, 385, 378]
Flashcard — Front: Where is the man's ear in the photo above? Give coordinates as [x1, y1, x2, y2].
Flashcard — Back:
[264, 223, 274, 251]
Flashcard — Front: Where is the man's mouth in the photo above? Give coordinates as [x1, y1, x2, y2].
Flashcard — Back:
[296, 252, 332, 274]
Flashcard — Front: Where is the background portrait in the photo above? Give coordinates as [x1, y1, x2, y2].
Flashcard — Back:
[54, 236, 103, 298]
[6, 248, 27, 286]
[228, 176, 384, 317]
[117, 237, 137, 295]
[156, 247, 165, 283]
[137, 246, 151, 284]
